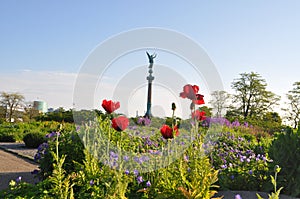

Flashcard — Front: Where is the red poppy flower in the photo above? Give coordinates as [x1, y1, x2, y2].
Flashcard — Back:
[179, 84, 199, 100]
[111, 116, 129, 131]
[160, 124, 179, 139]
[192, 110, 206, 121]
[194, 94, 205, 105]
[102, 99, 120, 114]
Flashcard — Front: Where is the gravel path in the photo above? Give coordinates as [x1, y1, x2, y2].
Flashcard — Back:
[0, 143, 39, 191]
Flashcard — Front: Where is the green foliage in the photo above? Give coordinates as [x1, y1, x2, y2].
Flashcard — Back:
[48, 135, 74, 199]
[209, 131, 271, 191]
[268, 127, 300, 197]
[38, 129, 84, 179]
[35, 109, 74, 123]
[256, 165, 283, 199]
[23, 132, 46, 148]
[245, 112, 283, 134]
[0, 180, 51, 199]
[0, 121, 71, 142]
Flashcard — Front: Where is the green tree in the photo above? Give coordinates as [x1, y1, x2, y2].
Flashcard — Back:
[283, 82, 300, 129]
[209, 90, 230, 117]
[23, 102, 40, 122]
[231, 72, 279, 119]
[0, 92, 25, 122]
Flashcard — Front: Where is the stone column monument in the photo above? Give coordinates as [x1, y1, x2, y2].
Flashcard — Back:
[144, 51, 156, 118]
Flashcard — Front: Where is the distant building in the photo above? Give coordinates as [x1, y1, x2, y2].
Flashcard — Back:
[33, 101, 48, 113]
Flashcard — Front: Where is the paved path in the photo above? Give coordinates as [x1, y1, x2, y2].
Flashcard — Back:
[0, 147, 39, 191]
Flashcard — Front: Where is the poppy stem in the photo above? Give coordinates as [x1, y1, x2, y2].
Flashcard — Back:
[107, 118, 111, 164]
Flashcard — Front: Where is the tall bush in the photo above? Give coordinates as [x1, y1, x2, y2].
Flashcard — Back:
[268, 127, 300, 197]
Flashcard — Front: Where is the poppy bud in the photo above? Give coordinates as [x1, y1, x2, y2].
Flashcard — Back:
[171, 102, 176, 111]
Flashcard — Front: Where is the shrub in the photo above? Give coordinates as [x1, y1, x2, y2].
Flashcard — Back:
[209, 131, 271, 191]
[268, 127, 300, 197]
[23, 132, 46, 148]
[37, 130, 85, 179]
[0, 133, 16, 142]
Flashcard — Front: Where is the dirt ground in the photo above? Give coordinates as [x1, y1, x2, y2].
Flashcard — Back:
[0, 149, 39, 191]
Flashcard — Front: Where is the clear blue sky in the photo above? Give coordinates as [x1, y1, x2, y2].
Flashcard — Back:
[0, 1, 299, 115]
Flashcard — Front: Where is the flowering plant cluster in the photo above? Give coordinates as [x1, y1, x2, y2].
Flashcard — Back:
[209, 131, 271, 191]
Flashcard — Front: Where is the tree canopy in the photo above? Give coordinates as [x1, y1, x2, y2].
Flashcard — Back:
[230, 72, 279, 119]
[283, 81, 300, 128]
[0, 92, 25, 122]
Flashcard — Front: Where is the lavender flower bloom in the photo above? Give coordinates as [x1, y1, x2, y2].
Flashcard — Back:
[137, 117, 151, 126]
[140, 155, 150, 163]
[137, 176, 143, 184]
[31, 169, 39, 175]
[133, 169, 139, 176]
[134, 156, 141, 164]
[16, 176, 22, 183]
[146, 181, 151, 187]
[89, 179, 94, 186]
[110, 151, 118, 159]
[184, 155, 189, 162]
[45, 131, 60, 138]
[221, 164, 227, 169]
[249, 170, 253, 175]
[34, 153, 41, 161]
[123, 156, 129, 162]
[231, 175, 235, 180]
[125, 170, 130, 175]
[232, 120, 240, 127]
[235, 194, 242, 199]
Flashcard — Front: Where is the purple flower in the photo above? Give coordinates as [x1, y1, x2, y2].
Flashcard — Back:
[235, 194, 242, 199]
[45, 131, 60, 138]
[249, 170, 253, 175]
[146, 181, 151, 187]
[16, 176, 22, 183]
[140, 155, 150, 163]
[134, 156, 141, 163]
[231, 175, 235, 180]
[89, 179, 94, 186]
[125, 170, 130, 175]
[34, 153, 41, 161]
[31, 169, 39, 175]
[184, 155, 189, 162]
[137, 117, 151, 126]
[133, 169, 139, 176]
[123, 156, 129, 161]
[221, 164, 227, 169]
[137, 176, 143, 184]
[110, 151, 118, 159]
[232, 120, 240, 127]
